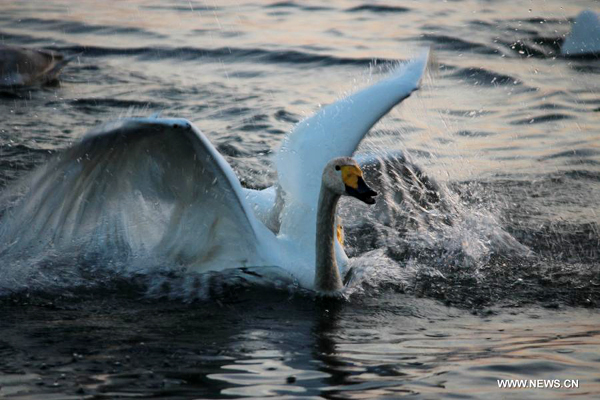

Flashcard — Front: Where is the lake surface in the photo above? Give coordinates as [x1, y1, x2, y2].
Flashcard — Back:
[0, 0, 599, 398]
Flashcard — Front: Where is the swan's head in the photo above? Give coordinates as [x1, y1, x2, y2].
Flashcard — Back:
[323, 157, 377, 204]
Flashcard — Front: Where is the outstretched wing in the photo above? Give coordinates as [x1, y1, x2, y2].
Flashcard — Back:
[274, 49, 429, 208]
[0, 118, 269, 271]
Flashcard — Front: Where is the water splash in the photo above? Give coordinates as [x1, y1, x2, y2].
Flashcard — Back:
[0, 135, 532, 302]
[340, 150, 531, 297]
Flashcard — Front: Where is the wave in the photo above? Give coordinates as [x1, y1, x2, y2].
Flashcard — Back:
[67, 98, 166, 110]
[266, 1, 333, 11]
[0, 29, 39, 43]
[569, 63, 600, 74]
[499, 37, 598, 60]
[448, 67, 521, 86]
[347, 5, 410, 14]
[0, 145, 51, 187]
[140, 3, 220, 13]
[540, 148, 600, 161]
[499, 37, 562, 58]
[455, 130, 495, 137]
[510, 113, 574, 125]
[10, 17, 167, 39]
[420, 34, 500, 56]
[48, 45, 392, 67]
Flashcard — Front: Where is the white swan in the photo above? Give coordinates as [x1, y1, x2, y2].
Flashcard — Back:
[0, 51, 428, 294]
[244, 50, 429, 283]
[561, 10, 600, 56]
[0, 45, 73, 87]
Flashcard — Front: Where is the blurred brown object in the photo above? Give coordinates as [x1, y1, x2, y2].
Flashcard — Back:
[0, 45, 73, 87]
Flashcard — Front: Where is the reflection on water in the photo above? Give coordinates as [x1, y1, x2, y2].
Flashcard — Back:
[1, 293, 598, 399]
[211, 300, 600, 399]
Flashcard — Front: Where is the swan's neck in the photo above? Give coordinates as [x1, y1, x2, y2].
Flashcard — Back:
[314, 184, 343, 293]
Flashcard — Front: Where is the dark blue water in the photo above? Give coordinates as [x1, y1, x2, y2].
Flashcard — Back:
[0, 0, 599, 398]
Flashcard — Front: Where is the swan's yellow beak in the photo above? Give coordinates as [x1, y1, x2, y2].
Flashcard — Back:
[341, 165, 377, 205]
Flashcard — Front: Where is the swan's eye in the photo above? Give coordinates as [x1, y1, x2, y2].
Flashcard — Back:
[335, 165, 341, 171]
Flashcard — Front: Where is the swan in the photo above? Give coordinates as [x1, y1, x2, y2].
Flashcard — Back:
[0, 45, 73, 87]
[244, 49, 429, 280]
[561, 10, 600, 56]
[0, 51, 429, 294]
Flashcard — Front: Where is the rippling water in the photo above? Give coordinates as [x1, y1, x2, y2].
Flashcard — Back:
[0, 0, 599, 398]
